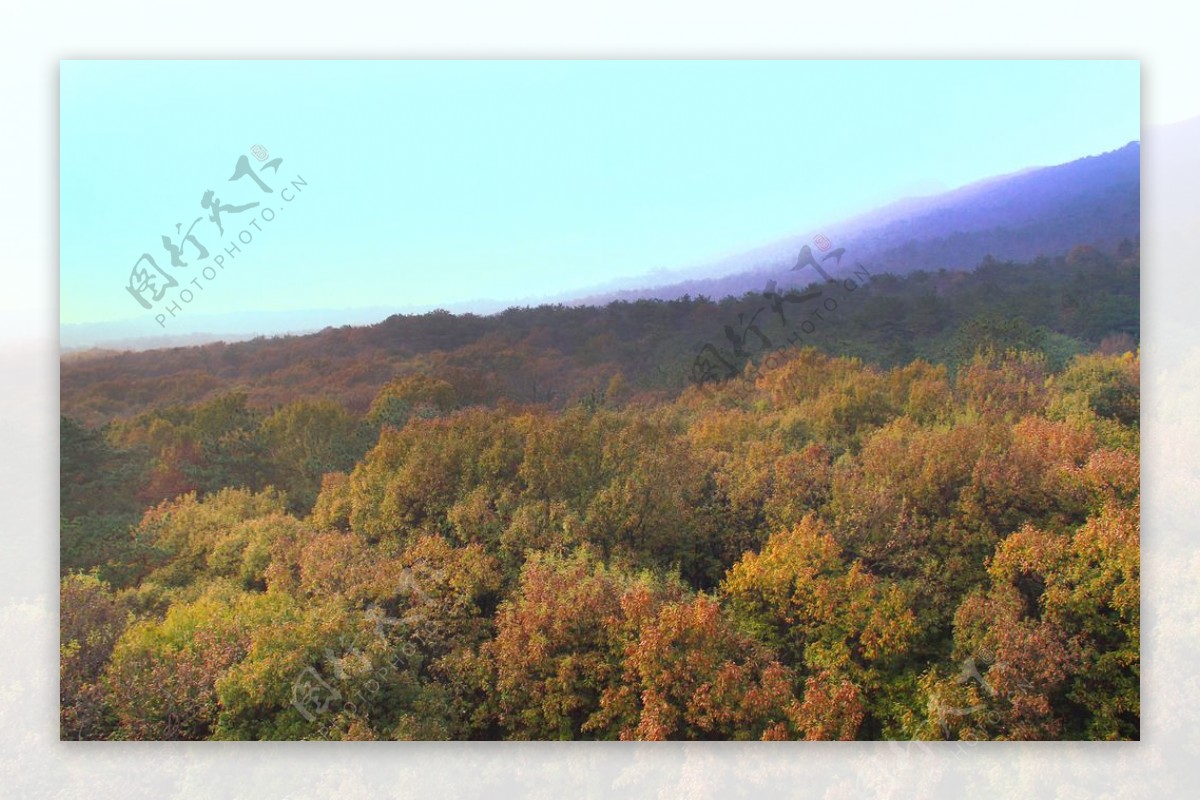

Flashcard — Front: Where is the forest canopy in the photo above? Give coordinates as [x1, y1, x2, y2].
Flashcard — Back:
[61, 246, 1139, 740]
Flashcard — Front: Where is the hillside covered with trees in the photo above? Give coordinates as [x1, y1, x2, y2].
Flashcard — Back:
[60, 244, 1139, 740]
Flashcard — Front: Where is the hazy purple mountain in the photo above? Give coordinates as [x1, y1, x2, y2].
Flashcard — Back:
[571, 141, 1140, 305]
[63, 138, 1146, 352]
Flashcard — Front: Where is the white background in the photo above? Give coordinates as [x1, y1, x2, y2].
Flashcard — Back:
[2, 1, 1197, 797]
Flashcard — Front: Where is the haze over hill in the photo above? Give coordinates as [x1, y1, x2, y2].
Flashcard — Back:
[61, 138, 1142, 353]
[571, 140, 1139, 305]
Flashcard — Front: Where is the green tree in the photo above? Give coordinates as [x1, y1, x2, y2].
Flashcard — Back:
[259, 399, 372, 513]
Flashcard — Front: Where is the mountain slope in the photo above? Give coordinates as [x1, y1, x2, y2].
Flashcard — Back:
[573, 142, 1140, 304]
[61, 142, 1141, 352]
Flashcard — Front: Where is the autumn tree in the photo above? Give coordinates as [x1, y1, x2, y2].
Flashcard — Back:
[589, 590, 800, 740]
[61, 573, 128, 739]
[722, 514, 917, 738]
[931, 501, 1139, 740]
[259, 398, 372, 513]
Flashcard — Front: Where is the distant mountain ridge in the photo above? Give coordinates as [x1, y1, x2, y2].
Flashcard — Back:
[570, 141, 1140, 305]
[61, 141, 1140, 352]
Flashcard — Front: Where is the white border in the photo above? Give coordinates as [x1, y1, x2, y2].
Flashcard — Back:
[3, 1, 1194, 797]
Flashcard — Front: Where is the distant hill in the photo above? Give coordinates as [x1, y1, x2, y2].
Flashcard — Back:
[60, 246, 1139, 426]
[572, 142, 1140, 304]
[61, 141, 1140, 353]
[59, 306, 416, 354]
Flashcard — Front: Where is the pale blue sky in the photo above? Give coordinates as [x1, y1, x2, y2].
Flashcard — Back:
[60, 60, 1139, 327]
